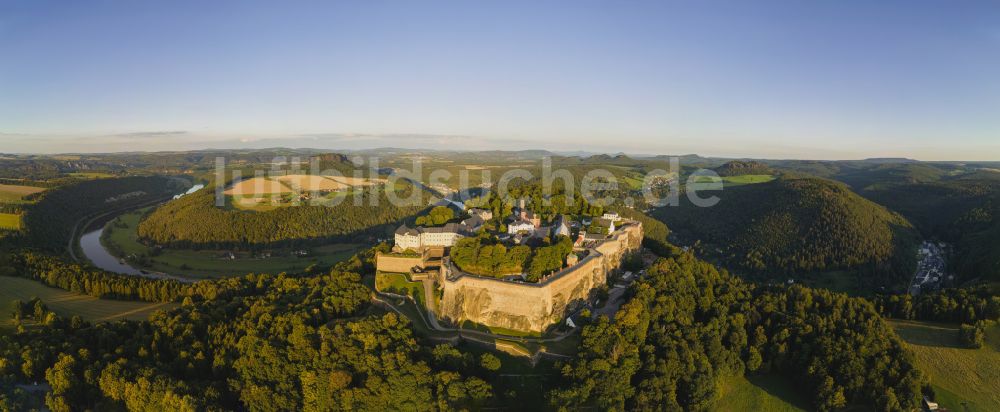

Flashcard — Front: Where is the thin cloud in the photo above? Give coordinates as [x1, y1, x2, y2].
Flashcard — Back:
[113, 131, 189, 138]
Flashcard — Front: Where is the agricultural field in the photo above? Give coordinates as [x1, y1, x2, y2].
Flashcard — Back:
[0, 276, 175, 331]
[225, 175, 388, 211]
[224, 177, 294, 195]
[0, 213, 21, 230]
[0, 183, 46, 203]
[102, 208, 363, 278]
[889, 319, 1000, 411]
[275, 174, 349, 191]
[711, 374, 809, 412]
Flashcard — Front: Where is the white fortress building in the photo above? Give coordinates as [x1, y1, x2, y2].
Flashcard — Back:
[394, 222, 476, 251]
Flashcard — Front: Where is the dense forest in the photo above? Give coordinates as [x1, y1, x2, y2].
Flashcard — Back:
[874, 286, 1000, 324]
[550, 253, 928, 411]
[2, 243, 941, 411]
[20, 176, 187, 252]
[137, 183, 426, 249]
[654, 177, 919, 286]
[0, 255, 493, 411]
[862, 175, 1000, 281]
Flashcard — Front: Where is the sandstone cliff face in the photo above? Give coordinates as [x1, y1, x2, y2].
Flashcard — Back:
[437, 222, 643, 333]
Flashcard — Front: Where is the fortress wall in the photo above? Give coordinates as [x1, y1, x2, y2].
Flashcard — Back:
[438, 222, 643, 332]
[375, 253, 424, 274]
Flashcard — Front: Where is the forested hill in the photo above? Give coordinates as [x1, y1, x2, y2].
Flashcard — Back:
[21, 176, 186, 252]
[137, 182, 426, 248]
[552, 253, 927, 411]
[653, 177, 918, 284]
[713, 160, 774, 176]
[862, 177, 1000, 281]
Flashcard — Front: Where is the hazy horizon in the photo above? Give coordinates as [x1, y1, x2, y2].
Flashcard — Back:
[2, 1, 999, 160]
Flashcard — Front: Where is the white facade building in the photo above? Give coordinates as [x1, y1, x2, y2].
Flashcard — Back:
[508, 220, 536, 235]
[395, 223, 472, 251]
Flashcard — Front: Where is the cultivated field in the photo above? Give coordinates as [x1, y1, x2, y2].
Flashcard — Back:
[225, 175, 386, 196]
[326, 175, 387, 186]
[0, 213, 21, 230]
[0, 183, 46, 203]
[223, 177, 293, 195]
[0, 276, 175, 330]
[890, 319, 1000, 411]
[275, 174, 348, 191]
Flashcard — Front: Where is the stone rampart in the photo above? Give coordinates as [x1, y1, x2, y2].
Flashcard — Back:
[436, 222, 643, 332]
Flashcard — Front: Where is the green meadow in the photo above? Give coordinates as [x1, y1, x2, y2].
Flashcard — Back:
[0, 276, 175, 331]
[890, 319, 1000, 411]
[711, 374, 810, 411]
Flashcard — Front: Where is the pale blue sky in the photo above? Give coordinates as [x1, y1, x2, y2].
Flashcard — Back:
[1, 0, 999, 159]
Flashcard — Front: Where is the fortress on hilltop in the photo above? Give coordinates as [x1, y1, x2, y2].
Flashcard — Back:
[376, 210, 643, 333]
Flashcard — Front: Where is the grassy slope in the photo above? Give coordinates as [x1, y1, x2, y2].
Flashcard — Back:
[103, 208, 361, 278]
[712, 374, 810, 412]
[0, 276, 175, 330]
[375, 272, 423, 298]
[0, 184, 46, 203]
[889, 319, 1000, 411]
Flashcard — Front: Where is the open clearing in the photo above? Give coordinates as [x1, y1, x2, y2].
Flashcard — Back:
[0, 276, 175, 330]
[0, 213, 21, 230]
[0, 183, 46, 203]
[103, 208, 362, 278]
[889, 319, 1000, 411]
[712, 374, 809, 411]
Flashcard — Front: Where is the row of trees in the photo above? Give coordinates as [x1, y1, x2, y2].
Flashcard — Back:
[874, 286, 1000, 323]
[21, 176, 184, 252]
